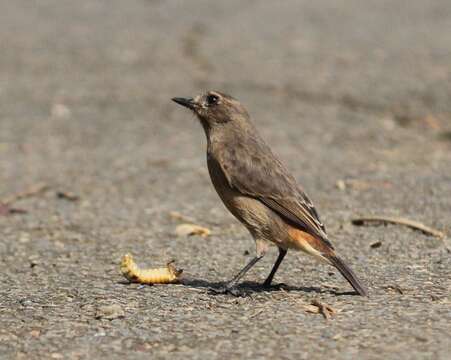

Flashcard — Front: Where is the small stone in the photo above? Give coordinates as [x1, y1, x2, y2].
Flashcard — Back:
[30, 330, 40, 338]
[381, 115, 396, 131]
[370, 241, 382, 249]
[19, 233, 30, 243]
[51, 103, 71, 118]
[336, 180, 346, 191]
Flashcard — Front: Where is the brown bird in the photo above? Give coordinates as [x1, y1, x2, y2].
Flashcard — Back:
[172, 91, 368, 297]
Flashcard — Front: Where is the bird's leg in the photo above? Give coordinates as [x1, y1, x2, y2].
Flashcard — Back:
[210, 255, 264, 297]
[210, 239, 269, 297]
[227, 255, 264, 287]
[263, 247, 287, 288]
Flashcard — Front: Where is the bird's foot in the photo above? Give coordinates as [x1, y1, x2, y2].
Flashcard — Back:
[208, 286, 250, 297]
[262, 282, 288, 291]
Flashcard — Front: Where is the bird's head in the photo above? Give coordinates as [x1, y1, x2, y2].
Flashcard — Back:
[172, 91, 250, 131]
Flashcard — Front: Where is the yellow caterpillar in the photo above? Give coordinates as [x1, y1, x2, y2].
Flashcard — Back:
[120, 254, 183, 284]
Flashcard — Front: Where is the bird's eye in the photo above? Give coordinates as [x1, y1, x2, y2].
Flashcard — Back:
[206, 94, 219, 106]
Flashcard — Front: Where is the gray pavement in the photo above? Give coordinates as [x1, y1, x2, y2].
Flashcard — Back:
[1, 1, 450, 359]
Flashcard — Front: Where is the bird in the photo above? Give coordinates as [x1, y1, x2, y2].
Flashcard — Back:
[172, 91, 368, 297]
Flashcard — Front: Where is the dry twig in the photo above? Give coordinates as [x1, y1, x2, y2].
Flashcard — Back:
[56, 191, 79, 201]
[1, 183, 48, 205]
[169, 211, 194, 223]
[249, 308, 265, 319]
[0, 204, 27, 216]
[352, 216, 445, 239]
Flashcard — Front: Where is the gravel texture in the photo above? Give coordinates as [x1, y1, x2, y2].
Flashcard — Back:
[1, 1, 450, 359]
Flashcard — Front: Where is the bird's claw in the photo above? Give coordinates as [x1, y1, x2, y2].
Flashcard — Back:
[208, 286, 250, 297]
[262, 282, 288, 291]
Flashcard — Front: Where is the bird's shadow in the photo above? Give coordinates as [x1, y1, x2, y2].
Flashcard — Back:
[179, 277, 357, 296]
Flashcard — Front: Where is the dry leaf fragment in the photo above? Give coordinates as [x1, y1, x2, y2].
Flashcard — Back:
[305, 300, 338, 320]
[420, 115, 441, 130]
[304, 304, 321, 314]
[120, 253, 183, 284]
[175, 223, 211, 237]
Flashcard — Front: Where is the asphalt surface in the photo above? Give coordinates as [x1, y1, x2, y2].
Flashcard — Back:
[1, 1, 451, 359]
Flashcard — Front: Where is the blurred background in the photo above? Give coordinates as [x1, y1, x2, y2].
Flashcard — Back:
[1, 1, 450, 359]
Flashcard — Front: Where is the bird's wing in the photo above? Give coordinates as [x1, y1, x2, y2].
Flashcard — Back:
[217, 141, 333, 249]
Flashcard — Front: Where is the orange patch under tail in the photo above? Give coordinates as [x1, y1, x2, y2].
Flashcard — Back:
[288, 227, 368, 296]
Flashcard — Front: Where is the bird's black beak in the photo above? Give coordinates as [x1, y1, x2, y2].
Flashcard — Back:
[172, 97, 196, 110]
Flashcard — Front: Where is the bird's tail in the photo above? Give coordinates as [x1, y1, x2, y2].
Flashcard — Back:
[326, 254, 368, 296]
